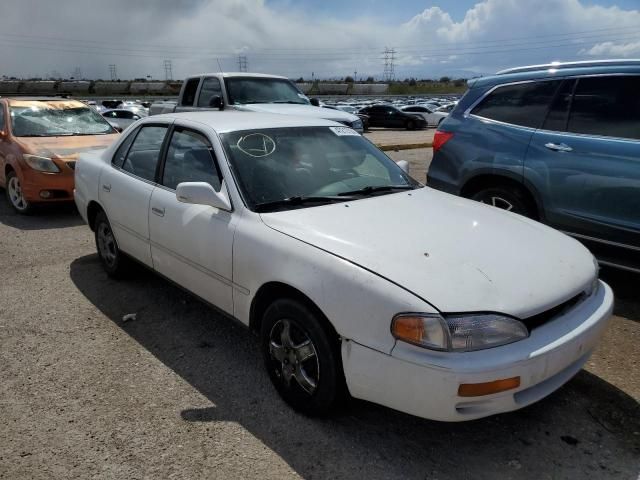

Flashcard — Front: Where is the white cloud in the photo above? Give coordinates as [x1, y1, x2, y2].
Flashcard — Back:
[583, 41, 640, 57]
[0, 0, 638, 80]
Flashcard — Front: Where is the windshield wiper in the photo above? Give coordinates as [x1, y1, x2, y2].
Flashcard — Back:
[254, 195, 352, 213]
[337, 185, 416, 197]
[272, 100, 305, 104]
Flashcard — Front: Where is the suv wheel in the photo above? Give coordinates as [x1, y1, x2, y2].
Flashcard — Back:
[471, 186, 535, 218]
[261, 298, 344, 416]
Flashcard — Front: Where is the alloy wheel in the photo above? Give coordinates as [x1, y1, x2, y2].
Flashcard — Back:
[97, 222, 117, 268]
[268, 318, 319, 394]
[480, 195, 514, 211]
[7, 176, 28, 211]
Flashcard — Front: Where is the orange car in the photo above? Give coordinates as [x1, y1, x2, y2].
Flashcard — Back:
[0, 97, 119, 214]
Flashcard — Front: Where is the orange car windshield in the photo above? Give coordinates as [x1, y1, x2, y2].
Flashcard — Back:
[10, 101, 114, 137]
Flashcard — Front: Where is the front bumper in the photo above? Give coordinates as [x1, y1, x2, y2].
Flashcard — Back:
[342, 281, 613, 421]
[21, 166, 75, 203]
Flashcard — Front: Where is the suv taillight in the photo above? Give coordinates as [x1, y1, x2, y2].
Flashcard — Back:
[433, 131, 453, 154]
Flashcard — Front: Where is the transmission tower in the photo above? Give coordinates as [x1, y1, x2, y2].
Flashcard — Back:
[108, 64, 117, 81]
[72, 67, 82, 80]
[382, 47, 396, 82]
[237, 55, 248, 72]
[163, 60, 173, 80]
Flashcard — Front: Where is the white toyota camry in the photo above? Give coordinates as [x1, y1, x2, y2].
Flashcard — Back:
[74, 112, 613, 421]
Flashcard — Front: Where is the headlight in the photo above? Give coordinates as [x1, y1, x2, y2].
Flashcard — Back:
[23, 154, 60, 173]
[391, 312, 528, 352]
[351, 119, 363, 130]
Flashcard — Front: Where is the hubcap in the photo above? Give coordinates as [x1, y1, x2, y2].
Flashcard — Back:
[7, 176, 27, 211]
[480, 195, 514, 211]
[268, 319, 319, 394]
[97, 222, 117, 267]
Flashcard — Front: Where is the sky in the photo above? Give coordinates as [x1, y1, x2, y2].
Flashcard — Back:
[1, 0, 639, 81]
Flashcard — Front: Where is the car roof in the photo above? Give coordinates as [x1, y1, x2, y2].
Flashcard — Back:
[190, 72, 289, 80]
[471, 59, 640, 89]
[151, 111, 341, 133]
[1, 96, 78, 103]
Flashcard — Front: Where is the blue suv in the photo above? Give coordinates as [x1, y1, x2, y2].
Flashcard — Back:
[427, 60, 640, 273]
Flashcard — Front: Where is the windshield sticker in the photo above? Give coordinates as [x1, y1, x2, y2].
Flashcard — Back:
[237, 133, 276, 157]
[329, 126, 359, 136]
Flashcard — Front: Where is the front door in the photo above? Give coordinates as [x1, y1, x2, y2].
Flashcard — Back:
[149, 124, 236, 314]
[525, 75, 640, 265]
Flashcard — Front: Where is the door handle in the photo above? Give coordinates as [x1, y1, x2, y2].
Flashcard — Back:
[151, 206, 165, 217]
[544, 142, 573, 153]
[102, 184, 111, 192]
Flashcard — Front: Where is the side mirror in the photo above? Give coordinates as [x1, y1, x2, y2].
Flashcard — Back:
[209, 95, 224, 110]
[309, 98, 320, 107]
[176, 181, 232, 211]
[396, 160, 410, 174]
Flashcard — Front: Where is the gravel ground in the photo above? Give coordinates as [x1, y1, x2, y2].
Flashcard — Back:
[365, 127, 435, 148]
[0, 172, 638, 479]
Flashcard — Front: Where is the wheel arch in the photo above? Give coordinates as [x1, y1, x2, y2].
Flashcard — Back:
[460, 173, 543, 220]
[86, 200, 105, 232]
[249, 281, 340, 342]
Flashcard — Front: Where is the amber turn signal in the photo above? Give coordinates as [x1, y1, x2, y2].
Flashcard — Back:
[458, 377, 521, 397]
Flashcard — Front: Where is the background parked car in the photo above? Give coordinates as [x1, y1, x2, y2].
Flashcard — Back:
[0, 97, 118, 213]
[359, 105, 427, 130]
[323, 105, 369, 131]
[427, 59, 640, 273]
[400, 104, 448, 127]
[102, 108, 147, 131]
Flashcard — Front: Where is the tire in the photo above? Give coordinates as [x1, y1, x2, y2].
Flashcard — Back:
[406, 119, 416, 130]
[5, 170, 33, 214]
[94, 210, 130, 278]
[261, 298, 344, 416]
[470, 186, 535, 218]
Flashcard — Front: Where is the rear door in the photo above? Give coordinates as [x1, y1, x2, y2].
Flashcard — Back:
[525, 75, 640, 253]
[99, 123, 170, 267]
[148, 122, 236, 314]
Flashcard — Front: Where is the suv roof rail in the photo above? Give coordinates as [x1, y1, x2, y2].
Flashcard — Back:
[496, 59, 640, 75]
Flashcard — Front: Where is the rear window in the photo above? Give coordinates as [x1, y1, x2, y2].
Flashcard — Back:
[472, 80, 561, 128]
[567, 76, 640, 140]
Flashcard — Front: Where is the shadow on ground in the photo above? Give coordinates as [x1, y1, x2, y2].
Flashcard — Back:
[0, 194, 84, 230]
[69, 255, 640, 479]
[600, 267, 640, 322]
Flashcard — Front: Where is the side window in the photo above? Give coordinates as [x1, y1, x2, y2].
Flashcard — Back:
[0, 104, 5, 130]
[567, 76, 640, 140]
[472, 80, 561, 128]
[181, 78, 201, 107]
[162, 128, 221, 191]
[121, 125, 168, 181]
[112, 128, 138, 167]
[119, 111, 134, 119]
[103, 111, 115, 118]
[197, 77, 223, 107]
[542, 79, 576, 132]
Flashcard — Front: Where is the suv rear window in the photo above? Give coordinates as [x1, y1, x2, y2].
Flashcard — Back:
[567, 76, 640, 140]
[472, 80, 561, 128]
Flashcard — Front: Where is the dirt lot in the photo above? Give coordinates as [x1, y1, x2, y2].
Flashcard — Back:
[0, 159, 639, 479]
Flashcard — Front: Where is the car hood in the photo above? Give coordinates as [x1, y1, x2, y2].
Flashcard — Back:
[235, 103, 359, 123]
[17, 134, 119, 161]
[259, 187, 597, 318]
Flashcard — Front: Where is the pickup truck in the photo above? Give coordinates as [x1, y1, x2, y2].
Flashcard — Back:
[149, 72, 364, 133]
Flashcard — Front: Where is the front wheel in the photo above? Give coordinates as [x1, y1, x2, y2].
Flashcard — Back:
[406, 119, 416, 130]
[6, 171, 32, 214]
[261, 298, 344, 416]
[470, 186, 535, 218]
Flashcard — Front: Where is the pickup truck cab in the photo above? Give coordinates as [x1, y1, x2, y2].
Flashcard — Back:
[149, 72, 364, 133]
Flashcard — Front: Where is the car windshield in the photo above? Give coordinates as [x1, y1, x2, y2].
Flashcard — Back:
[221, 126, 420, 212]
[224, 77, 309, 105]
[10, 101, 115, 137]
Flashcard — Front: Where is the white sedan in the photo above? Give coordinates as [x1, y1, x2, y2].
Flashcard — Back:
[74, 112, 613, 421]
[401, 104, 449, 127]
